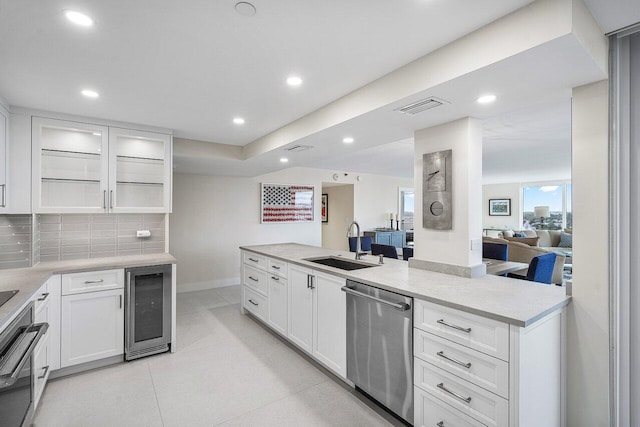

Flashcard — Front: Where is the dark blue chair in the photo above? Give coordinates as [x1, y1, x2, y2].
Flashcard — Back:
[371, 243, 398, 259]
[348, 236, 372, 252]
[482, 242, 508, 261]
[402, 247, 413, 261]
[508, 253, 557, 284]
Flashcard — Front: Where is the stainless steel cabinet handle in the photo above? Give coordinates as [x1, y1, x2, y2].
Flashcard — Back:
[248, 299, 259, 306]
[307, 275, 311, 289]
[0, 184, 6, 208]
[271, 276, 280, 281]
[436, 351, 472, 369]
[341, 286, 410, 311]
[309, 275, 315, 289]
[103, 190, 107, 209]
[437, 319, 472, 333]
[436, 382, 472, 403]
[84, 279, 104, 284]
[248, 276, 258, 282]
[109, 190, 114, 209]
[38, 365, 50, 380]
[119, 295, 122, 309]
[248, 257, 259, 262]
[271, 265, 280, 270]
[436, 422, 445, 427]
[37, 292, 50, 302]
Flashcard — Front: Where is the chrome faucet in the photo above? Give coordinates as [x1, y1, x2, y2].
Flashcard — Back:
[347, 220, 366, 260]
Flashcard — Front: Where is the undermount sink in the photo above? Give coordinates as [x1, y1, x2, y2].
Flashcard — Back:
[305, 256, 378, 271]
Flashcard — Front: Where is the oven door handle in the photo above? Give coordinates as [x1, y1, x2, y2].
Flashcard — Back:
[341, 286, 410, 311]
[0, 322, 49, 388]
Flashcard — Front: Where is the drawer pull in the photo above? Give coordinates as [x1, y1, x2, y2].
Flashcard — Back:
[271, 265, 280, 270]
[437, 319, 472, 333]
[248, 299, 259, 306]
[84, 279, 104, 284]
[38, 365, 50, 379]
[248, 276, 259, 282]
[248, 257, 259, 262]
[271, 276, 280, 281]
[437, 382, 472, 403]
[437, 422, 445, 427]
[436, 351, 472, 369]
[37, 292, 49, 302]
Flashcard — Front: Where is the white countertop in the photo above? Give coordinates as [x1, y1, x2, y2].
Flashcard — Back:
[0, 253, 176, 331]
[240, 243, 570, 327]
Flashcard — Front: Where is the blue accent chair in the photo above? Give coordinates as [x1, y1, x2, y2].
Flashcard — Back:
[482, 242, 508, 261]
[402, 247, 414, 261]
[508, 253, 557, 284]
[371, 243, 398, 259]
[348, 236, 372, 252]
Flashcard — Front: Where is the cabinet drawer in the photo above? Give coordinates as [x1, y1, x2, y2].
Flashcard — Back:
[415, 358, 508, 427]
[414, 299, 509, 361]
[243, 265, 268, 295]
[62, 269, 124, 295]
[33, 280, 51, 314]
[243, 286, 267, 321]
[415, 386, 487, 427]
[268, 258, 288, 278]
[414, 329, 509, 399]
[243, 251, 267, 270]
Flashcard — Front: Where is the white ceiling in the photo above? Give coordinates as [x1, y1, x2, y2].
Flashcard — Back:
[0, 0, 626, 183]
[0, 0, 532, 144]
[583, 0, 640, 33]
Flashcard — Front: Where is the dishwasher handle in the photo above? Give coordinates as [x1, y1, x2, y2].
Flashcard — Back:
[341, 286, 410, 311]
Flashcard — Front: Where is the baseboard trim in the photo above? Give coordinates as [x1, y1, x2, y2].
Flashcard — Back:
[50, 354, 124, 380]
[177, 278, 240, 293]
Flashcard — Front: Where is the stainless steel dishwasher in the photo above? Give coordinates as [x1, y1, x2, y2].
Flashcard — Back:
[342, 280, 413, 424]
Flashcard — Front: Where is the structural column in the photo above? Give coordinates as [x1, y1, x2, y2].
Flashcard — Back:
[412, 117, 484, 276]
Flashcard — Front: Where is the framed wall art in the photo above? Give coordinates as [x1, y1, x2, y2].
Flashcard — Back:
[261, 183, 314, 223]
[489, 198, 511, 216]
[321, 194, 328, 223]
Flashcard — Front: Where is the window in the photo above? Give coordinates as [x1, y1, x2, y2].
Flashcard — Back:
[398, 188, 414, 231]
[522, 182, 571, 230]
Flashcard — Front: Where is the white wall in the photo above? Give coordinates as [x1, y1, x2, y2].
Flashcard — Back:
[414, 118, 483, 268]
[321, 184, 354, 251]
[568, 80, 609, 426]
[170, 167, 412, 290]
[482, 183, 522, 230]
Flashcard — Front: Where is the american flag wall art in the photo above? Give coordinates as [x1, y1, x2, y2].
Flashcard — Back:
[261, 183, 315, 223]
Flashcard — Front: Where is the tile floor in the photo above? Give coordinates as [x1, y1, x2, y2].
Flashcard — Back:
[33, 286, 400, 427]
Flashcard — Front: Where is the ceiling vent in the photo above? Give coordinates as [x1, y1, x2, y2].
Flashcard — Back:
[285, 145, 313, 152]
[395, 97, 448, 115]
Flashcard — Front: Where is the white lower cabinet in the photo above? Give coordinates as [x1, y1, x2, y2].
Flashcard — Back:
[241, 251, 347, 379]
[414, 299, 565, 427]
[32, 274, 61, 409]
[61, 283, 125, 368]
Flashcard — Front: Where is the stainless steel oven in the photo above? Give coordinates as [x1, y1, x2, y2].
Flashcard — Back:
[0, 302, 48, 427]
[125, 265, 172, 360]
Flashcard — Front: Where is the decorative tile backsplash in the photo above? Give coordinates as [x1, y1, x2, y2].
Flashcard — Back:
[38, 214, 166, 262]
[0, 215, 32, 269]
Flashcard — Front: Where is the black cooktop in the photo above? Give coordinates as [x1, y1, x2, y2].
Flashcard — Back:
[0, 290, 18, 309]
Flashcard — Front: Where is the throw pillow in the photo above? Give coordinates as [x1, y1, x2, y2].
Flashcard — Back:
[504, 236, 540, 247]
[501, 230, 515, 238]
[514, 232, 526, 238]
[558, 232, 573, 248]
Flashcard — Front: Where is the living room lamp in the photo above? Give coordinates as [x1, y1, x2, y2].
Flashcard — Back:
[534, 206, 550, 229]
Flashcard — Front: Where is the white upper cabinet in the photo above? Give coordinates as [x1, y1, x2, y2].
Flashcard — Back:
[32, 117, 172, 213]
[108, 127, 171, 213]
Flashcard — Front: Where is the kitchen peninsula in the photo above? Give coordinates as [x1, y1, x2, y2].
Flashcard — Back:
[240, 243, 570, 427]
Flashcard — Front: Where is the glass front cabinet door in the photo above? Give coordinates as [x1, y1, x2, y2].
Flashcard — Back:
[32, 118, 172, 213]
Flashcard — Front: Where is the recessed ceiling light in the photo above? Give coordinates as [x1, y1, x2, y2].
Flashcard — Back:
[92, 132, 101, 136]
[342, 137, 354, 144]
[280, 158, 289, 163]
[65, 10, 94, 27]
[477, 94, 497, 104]
[235, 2, 256, 16]
[286, 76, 303, 87]
[81, 89, 99, 98]
[233, 117, 245, 125]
